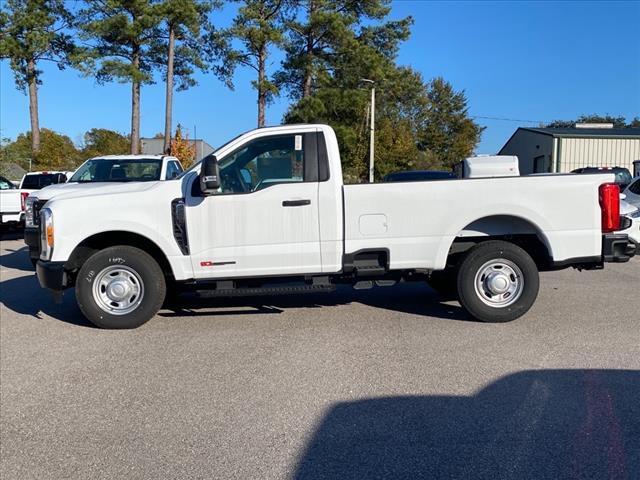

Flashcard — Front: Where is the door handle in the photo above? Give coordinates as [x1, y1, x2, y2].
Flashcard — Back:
[282, 199, 311, 207]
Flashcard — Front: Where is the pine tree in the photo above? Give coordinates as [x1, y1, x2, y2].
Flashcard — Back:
[154, 0, 218, 153]
[77, 0, 163, 154]
[0, 0, 77, 156]
[276, 0, 392, 101]
[224, 0, 289, 127]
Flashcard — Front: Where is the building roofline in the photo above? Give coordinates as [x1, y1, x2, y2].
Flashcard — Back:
[519, 127, 640, 139]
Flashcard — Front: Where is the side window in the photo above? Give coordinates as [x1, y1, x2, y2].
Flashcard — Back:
[630, 179, 640, 195]
[166, 161, 180, 179]
[0, 177, 12, 190]
[217, 134, 305, 194]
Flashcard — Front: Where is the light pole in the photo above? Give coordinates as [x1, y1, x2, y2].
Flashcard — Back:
[361, 78, 375, 183]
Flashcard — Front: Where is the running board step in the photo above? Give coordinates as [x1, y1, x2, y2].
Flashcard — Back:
[197, 284, 336, 298]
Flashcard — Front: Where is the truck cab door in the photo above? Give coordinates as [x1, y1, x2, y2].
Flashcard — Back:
[186, 130, 323, 279]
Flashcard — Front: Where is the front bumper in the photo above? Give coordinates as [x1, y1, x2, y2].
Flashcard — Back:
[36, 261, 68, 291]
[602, 233, 636, 263]
[24, 227, 40, 261]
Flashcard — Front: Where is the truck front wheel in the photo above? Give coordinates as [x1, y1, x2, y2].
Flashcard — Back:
[76, 246, 166, 329]
[457, 241, 539, 323]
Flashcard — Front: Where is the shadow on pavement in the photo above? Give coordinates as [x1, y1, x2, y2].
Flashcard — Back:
[1, 274, 468, 327]
[0, 273, 93, 327]
[160, 282, 471, 323]
[0, 244, 34, 272]
[294, 369, 640, 480]
[0, 229, 24, 241]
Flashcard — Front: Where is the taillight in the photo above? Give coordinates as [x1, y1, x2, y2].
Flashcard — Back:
[20, 192, 29, 211]
[599, 183, 620, 233]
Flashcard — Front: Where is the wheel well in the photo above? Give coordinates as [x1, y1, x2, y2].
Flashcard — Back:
[449, 216, 552, 270]
[66, 231, 174, 281]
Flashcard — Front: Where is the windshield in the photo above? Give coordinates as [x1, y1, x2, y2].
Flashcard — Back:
[177, 131, 246, 179]
[70, 159, 163, 182]
[614, 170, 633, 186]
[21, 173, 66, 189]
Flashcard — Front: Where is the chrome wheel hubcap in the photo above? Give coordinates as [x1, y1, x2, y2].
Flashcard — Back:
[92, 265, 144, 315]
[474, 259, 523, 308]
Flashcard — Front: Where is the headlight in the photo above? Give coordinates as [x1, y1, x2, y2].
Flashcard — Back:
[630, 209, 640, 219]
[40, 208, 54, 261]
[25, 196, 37, 228]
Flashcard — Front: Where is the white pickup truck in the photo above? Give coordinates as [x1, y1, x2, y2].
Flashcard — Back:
[33, 124, 636, 328]
[24, 155, 183, 265]
[0, 175, 27, 228]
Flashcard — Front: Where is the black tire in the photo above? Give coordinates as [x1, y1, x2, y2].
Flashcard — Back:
[457, 240, 539, 323]
[76, 246, 166, 329]
[427, 268, 458, 299]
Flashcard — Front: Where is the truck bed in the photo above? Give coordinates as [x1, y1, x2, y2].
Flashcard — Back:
[343, 174, 611, 271]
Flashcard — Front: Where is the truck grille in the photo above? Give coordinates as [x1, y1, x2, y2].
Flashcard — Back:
[32, 200, 47, 226]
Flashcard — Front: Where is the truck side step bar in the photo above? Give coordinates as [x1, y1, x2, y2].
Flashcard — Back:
[196, 283, 336, 298]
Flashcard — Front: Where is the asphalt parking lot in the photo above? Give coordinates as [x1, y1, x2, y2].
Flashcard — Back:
[1, 231, 639, 480]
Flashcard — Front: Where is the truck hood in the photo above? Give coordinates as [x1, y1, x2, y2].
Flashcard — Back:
[35, 181, 159, 202]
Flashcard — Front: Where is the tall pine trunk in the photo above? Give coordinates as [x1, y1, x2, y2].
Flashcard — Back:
[302, 0, 315, 98]
[27, 59, 40, 157]
[257, 46, 266, 128]
[163, 25, 175, 154]
[130, 49, 141, 154]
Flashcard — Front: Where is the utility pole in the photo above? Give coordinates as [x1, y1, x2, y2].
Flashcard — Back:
[361, 79, 375, 183]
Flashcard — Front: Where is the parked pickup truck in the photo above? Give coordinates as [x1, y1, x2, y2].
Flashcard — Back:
[32, 125, 636, 328]
[24, 155, 183, 265]
[0, 175, 28, 228]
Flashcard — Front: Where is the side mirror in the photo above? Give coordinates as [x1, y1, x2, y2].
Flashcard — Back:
[200, 155, 220, 194]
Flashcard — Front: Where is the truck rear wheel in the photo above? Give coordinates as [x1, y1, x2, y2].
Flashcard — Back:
[76, 246, 166, 329]
[457, 240, 539, 323]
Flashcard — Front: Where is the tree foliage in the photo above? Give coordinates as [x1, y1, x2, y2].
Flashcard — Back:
[222, 0, 289, 127]
[153, 0, 219, 152]
[417, 77, 484, 168]
[77, 0, 164, 154]
[81, 128, 130, 159]
[0, 0, 78, 154]
[170, 124, 196, 167]
[276, 0, 392, 100]
[1, 129, 81, 171]
[546, 114, 639, 129]
[283, 2, 482, 181]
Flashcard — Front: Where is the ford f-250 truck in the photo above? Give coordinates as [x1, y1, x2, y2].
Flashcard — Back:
[24, 155, 184, 266]
[32, 124, 636, 328]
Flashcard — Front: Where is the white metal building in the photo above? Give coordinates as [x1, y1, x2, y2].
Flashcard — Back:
[140, 137, 215, 162]
[498, 126, 640, 175]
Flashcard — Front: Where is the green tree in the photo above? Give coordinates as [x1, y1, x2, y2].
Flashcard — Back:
[546, 114, 637, 129]
[81, 128, 130, 159]
[417, 77, 484, 169]
[0, 0, 77, 155]
[276, 0, 392, 101]
[283, 6, 428, 181]
[225, 0, 289, 127]
[154, 0, 218, 153]
[77, 0, 163, 154]
[2, 129, 81, 171]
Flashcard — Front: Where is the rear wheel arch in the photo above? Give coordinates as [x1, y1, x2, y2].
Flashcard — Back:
[444, 215, 553, 270]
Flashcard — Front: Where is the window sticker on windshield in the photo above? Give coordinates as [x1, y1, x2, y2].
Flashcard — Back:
[295, 135, 302, 151]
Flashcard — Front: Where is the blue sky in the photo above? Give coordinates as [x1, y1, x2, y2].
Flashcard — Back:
[1, 0, 639, 153]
